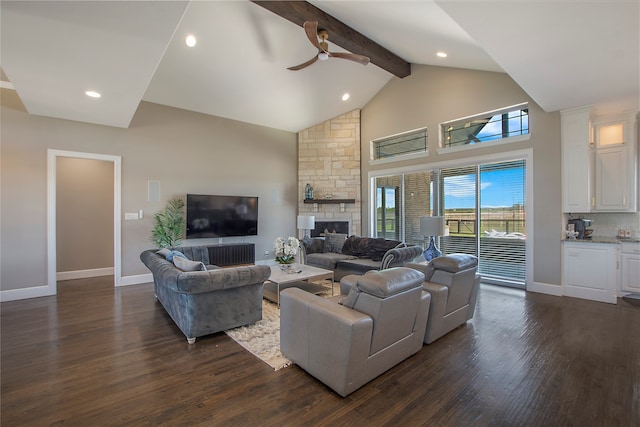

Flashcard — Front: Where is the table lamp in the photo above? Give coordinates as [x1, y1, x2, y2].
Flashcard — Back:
[420, 216, 448, 261]
[297, 215, 315, 239]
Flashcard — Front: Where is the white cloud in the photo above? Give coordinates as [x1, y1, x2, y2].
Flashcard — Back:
[445, 175, 490, 198]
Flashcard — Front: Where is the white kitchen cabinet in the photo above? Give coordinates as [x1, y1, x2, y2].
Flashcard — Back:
[563, 241, 618, 304]
[593, 112, 637, 212]
[620, 242, 640, 293]
[594, 146, 631, 210]
[561, 107, 594, 213]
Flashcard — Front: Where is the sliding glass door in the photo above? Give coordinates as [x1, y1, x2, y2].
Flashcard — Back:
[372, 159, 527, 288]
[439, 160, 527, 287]
[374, 171, 432, 247]
[439, 166, 478, 257]
[478, 161, 526, 285]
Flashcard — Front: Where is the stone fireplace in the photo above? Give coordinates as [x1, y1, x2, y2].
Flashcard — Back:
[311, 221, 350, 237]
[297, 109, 362, 236]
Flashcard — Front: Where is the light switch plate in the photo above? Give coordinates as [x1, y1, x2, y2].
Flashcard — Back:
[124, 212, 139, 220]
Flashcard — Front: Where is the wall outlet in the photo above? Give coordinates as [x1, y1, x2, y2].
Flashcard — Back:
[264, 250, 269, 257]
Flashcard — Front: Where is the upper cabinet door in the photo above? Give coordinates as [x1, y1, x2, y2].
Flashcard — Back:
[561, 107, 594, 213]
[593, 112, 638, 212]
[594, 146, 629, 210]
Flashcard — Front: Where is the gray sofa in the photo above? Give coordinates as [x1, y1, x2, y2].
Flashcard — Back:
[301, 234, 423, 281]
[140, 246, 271, 344]
[280, 267, 430, 397]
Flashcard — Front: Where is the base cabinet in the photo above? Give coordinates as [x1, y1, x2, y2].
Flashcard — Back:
[620, 242, 640, 293]
[563, 242, 618, 304]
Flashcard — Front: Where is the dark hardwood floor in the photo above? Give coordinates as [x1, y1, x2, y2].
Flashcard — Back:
[2, 277, 639, 426]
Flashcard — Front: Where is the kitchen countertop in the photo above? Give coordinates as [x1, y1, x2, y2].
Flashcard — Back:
[563, 237, 640, 244]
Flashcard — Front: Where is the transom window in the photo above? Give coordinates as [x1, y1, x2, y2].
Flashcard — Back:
[371, 127, 427, 160]
[442, 104, 529, 148]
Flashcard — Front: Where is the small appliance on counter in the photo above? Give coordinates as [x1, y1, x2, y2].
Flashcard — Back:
[567, 218, 593, 239]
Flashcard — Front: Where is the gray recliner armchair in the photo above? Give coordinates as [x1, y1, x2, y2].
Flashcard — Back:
[279, 267, 431, 397]
[407, 253, 480, 344]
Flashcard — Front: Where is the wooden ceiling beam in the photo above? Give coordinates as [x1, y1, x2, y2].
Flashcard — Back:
[251, 1, 411, 78]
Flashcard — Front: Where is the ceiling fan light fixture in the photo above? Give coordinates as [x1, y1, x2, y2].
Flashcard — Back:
[318, 52, 329, 61]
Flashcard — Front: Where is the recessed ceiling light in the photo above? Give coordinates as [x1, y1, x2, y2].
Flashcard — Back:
[185, 34, 196, 47]
[342, 93, 350, 101]
[85, 90, 101, 98]
[437, 52, 448, 58]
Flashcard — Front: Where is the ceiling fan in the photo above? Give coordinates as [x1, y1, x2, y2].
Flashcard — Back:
[288, 21, 370, 71]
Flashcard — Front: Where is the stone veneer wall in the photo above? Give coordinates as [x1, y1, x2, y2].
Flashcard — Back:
[298, 109, 361, 236]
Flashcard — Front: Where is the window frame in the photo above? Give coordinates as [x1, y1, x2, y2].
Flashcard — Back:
[438, 103, 530, 154]
[369, 127, 428, 165]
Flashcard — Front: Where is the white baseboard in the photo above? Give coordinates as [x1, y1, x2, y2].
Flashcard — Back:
[0, 273, 152, 302]
[57, 267, 114, 281]
[528, 281, 563, 296]
[0, 285, 54, 302]
[118, 273, 152, 287]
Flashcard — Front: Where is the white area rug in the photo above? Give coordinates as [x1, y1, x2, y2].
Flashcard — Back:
[224, 281, 337, 371]
[225, 299, 292, 371]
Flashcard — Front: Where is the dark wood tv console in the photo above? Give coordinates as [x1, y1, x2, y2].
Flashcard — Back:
[206, 243, 255, 266]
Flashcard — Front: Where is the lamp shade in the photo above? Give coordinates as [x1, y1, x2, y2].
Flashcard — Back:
[420, 216, 446, 236]
[297, 215, 315, 230]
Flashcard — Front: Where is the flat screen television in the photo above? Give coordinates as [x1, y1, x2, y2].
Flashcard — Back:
[186, 194, 258, 239]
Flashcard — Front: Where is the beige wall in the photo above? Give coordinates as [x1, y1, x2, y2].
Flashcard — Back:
[56, 157, 114, 272]
[361, 65, 562, 288]
[1, 89, 298, 292]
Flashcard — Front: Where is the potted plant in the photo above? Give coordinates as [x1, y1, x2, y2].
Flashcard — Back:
[151, 198, 185, 249]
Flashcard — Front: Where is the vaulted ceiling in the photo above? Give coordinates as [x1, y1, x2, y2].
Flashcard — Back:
[1, 1, 638, 132]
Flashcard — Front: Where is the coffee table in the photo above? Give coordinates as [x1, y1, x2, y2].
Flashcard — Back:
[263, 264, 334, 307]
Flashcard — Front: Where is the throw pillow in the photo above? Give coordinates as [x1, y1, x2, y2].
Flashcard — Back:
[366, 238, 402, 261]
[166, 250, 186, 262]
[302, 237, 325, 254]
[173, 256, 206, 272]
[342, 235, 367, 257]
[156, 248, 171, 257]
[323, 233, 347, 253]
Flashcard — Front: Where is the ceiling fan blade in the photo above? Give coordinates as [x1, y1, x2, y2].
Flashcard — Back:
[287, 55, 319, 71]
[303, 21, 324, 52]
[329, 52, 370, 66]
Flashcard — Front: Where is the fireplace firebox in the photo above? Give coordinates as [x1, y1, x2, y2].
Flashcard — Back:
[311, 221, 349, 237]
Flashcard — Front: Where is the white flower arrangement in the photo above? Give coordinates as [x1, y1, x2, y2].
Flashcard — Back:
[273, 236, 300, 264]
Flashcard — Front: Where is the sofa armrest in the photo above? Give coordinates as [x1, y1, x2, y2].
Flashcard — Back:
[280, 288, 373, 396]
[467, 274, 481, 320]
[422, 281, 448, 322]
[381, 245, 423, 269]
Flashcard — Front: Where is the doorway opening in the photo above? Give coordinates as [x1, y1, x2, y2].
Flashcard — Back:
[47, 150, 122, 295]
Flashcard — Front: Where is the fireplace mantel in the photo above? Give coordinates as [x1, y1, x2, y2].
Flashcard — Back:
[303, 199, 355, 204]
[303, 198, 355, 212]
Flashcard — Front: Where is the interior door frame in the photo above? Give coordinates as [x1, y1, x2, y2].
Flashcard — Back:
[47, 149, 122, 294]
